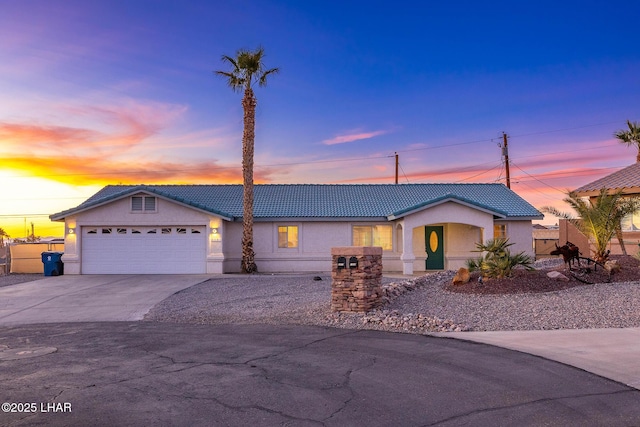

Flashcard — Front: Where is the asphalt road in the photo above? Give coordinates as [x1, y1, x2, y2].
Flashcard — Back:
[2, 322, 640, 426]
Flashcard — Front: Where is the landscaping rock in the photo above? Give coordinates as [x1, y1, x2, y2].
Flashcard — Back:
[604, 260, 621, 274]
[452, 267, 470, 285]
[547, 271, 570, 282]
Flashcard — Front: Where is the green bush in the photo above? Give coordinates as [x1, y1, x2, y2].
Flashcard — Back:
[465, 238, 534, 279]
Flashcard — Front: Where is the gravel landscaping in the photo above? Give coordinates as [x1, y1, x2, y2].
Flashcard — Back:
[145, 256, 640, 333]
[3, 256, 639, 333]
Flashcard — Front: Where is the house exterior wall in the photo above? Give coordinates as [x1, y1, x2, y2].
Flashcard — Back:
[444, 222, 484, 270]
[223, 221, 402, 273]
[400, 201, 495, 274]
[59, 194, 535, 275]
[61, 195, 225, 274]
[494, 220, 536, 259]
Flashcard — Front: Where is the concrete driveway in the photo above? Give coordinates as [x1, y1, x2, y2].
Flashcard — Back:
[2, 322, 640, 426]
[0, 275, 210, 325]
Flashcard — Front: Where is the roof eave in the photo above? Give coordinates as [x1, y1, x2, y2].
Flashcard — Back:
[387, 197, 508, 220]
[50, 186, 234, 222]
[499, 215, 544, 221]
[252, 216, 389, 223]
[574, 186, 640, 198]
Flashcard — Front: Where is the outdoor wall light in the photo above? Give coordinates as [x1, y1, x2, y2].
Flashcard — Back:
[68, 228, 76, 234]
[211, 228, 219, 234]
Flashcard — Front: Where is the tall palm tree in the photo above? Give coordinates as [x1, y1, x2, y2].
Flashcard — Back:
[542, 188, 640, 262]
[215, 47, 279, 273]
[614, 120, 640, 163]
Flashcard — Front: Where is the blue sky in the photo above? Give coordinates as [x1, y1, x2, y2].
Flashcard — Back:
[1, 0, 639, 236]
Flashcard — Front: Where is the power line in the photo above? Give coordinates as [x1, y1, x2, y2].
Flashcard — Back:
[0, 127, 623, 181]
[510, 162, 564, 193]
[509, 121, 622, 139]
[456, 163, 503, 183]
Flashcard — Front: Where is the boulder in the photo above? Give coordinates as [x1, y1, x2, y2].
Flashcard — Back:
[452, 267, 470, 285]
[547, 271, 570, 282]
[604, 260, 620, 274]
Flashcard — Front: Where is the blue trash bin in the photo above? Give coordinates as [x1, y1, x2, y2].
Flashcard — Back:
[42, 252, 64, 276]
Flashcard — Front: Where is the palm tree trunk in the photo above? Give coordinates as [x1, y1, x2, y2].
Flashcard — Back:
[241, 88, 258, 273]
[615, 226, 627, 256]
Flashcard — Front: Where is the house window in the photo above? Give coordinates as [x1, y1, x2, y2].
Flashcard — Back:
[87, 228, 98, 234]
[162, 228, 172, 234]
[494, 224, 507, 239]
[177, 228, 187, 234]
[278, 226, 298, 248]
[131, 196, 157, 212]
[117, 228, 127, 234]
[621, 212, 640, 231]
[352, 225, 393, 250]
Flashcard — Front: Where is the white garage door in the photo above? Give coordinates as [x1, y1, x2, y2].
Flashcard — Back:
[81, 226, 207, 274]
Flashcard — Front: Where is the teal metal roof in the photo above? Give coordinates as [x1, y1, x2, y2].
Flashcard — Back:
[50, 183, 543, 221]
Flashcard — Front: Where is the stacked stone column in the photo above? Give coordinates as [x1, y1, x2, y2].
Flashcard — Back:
[331, 246, 383, 312]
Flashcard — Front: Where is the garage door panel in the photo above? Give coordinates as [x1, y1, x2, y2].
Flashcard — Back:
[82, 226, 206, 274]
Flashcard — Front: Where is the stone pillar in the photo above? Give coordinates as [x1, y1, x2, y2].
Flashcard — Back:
[331, 246, 383, 312]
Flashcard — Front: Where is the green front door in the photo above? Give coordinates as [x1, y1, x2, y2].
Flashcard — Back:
[425, 226, 444, 270]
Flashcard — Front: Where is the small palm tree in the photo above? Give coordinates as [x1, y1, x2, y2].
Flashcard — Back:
[614, 120, 640, 163]
[0, 227, 9, 246]
[542, 189, 640, 262]
[215, 47, 279, 273]
[466, 237, 534, 279]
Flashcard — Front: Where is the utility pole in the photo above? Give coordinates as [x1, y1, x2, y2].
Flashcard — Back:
[502, 132, 511, 189]
[395, 152, 399, 184]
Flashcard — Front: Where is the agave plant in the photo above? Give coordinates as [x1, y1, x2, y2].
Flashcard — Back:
[466, 237, 534, 279]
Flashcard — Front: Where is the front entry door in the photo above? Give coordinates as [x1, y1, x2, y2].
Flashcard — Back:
[425, 226, 444, 270]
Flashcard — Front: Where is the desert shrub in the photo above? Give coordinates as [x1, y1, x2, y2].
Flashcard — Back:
[465, 238, 534, 279]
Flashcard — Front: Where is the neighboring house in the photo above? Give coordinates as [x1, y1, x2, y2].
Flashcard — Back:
[50, 183, 543, 275]
[574, 162, 640, 254]
[532, 224, 559, 258]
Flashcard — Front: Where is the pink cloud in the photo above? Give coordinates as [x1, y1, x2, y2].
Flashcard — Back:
[322, 129, 389, 145]
[0, 98, 290, 185]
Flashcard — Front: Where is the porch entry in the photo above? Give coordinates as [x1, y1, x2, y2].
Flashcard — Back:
[425, 226, 444, 270]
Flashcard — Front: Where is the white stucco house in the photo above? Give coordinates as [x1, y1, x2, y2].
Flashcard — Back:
[50, 183, 543, 275]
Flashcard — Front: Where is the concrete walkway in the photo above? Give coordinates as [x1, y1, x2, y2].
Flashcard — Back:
[0, 275, 210, 325]
[434, 328, 640, 390]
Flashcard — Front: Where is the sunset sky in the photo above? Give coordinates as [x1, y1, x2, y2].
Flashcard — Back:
[1, 1, 639, 238]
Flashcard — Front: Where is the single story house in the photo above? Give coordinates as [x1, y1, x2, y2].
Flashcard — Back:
[574, 162, 640, 254]
[50, 183, 543, 275]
